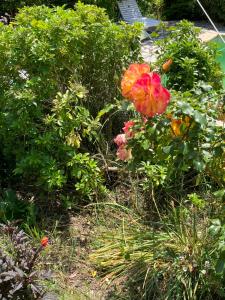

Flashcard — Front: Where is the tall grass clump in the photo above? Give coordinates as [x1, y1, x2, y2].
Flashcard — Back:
[90, 196, 225, 299]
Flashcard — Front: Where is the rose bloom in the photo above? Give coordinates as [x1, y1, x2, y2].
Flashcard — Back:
[116, 145, 132, 161]
[121, 64, 170, 118]
[162, 59, 173, 72]
[171, 116, 191, 136]
[122, 120, 135, 138]
[131, 73, 170, 117]
[121, 64, 150, 100]
[114, 133, 126, 146]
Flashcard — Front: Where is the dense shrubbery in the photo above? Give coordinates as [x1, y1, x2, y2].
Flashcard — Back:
[0, 3, 141, 199]
[156, 21, 223, 91]
[163, 0, 225, 24]
[0, 0, 164, 20]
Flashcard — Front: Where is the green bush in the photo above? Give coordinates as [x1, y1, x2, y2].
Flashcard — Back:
[156, 20, 223, 91]
[120, 86, 224, 197]
[163, 0, 225, 24]
[163, 0, 199, 20]
[0, 0, 164, 20]
[0, 4, 141, 200]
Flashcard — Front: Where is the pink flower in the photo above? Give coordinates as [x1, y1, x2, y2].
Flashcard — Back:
[122, 120, 135, 138]
[114, 134, 126, 146]
[116, 145, 132, 161]
[121, 64, 170, 118]
[130, 73, 170, 117]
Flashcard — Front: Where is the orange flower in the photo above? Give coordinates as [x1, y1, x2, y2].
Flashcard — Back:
[41, 237, 49, 247]
[130, 73, 170, 117]
[162, 59, 173, 72]
[171, 116, 191, 136]
[121, 64, 150, 100]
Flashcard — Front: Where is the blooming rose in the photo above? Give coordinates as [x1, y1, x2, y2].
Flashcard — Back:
[121, 64, 150, 100]
[121, 64, 170, 118]
[122, 120, 135, 138]
[116, 145, 132, 161]
[114, 133, 126, 146]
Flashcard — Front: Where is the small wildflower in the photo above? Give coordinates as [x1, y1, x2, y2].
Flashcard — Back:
[41, 237, 49, 247]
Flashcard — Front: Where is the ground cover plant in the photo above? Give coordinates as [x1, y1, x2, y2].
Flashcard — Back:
[90, 196, 225, 300]
[0, 223, 49, 299]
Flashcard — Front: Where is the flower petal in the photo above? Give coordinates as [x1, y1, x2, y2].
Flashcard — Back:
[131, 73, 170, 117]
[121, 63, 150, 100]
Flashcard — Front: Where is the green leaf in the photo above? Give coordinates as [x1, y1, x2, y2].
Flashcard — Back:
[193, 159, 205, 172]
[193, 111, 207, 126]
[216, 251, 225, 274]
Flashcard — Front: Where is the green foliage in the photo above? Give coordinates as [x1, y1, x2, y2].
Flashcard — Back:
[122, 86, 224, 195]
[91, 202, 225, 299]
[82, 0, 164, 20]
[156, 21, 223, 91]
[0, 4, 141, 200]
[163, 0, 199, 20]
[209, 190, 225, 279]
[0, 190, 37, 225]
[201, 0, 225, 24]
[0, 223, 48, 299]
[163, 0, 225, 24]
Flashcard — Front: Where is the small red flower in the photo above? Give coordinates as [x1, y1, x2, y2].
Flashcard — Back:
[122, 120, 135, 138]
[41, 237, 49, 247]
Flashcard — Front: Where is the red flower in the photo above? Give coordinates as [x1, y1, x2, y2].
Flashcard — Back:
[130, 73, 170, 117]
[121, 64, 150, 100]
[41, 237, 49, 247]
[122, 120, 135, 138]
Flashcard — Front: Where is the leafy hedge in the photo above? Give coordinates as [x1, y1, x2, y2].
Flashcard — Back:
[0, 0, 164, 20]
[163, 0, 225, 23]
[0, 4, 141, 200]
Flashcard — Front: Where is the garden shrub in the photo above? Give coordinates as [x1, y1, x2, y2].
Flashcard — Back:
[0, 4, 141, 199]
[163, 0, 225, 24]
[0, 0, 164, 20]
[82, 0, 165, 20]
[155, 20, 223, 91]
[163, 0, 199, 20]
[113, 62, 224, 200]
